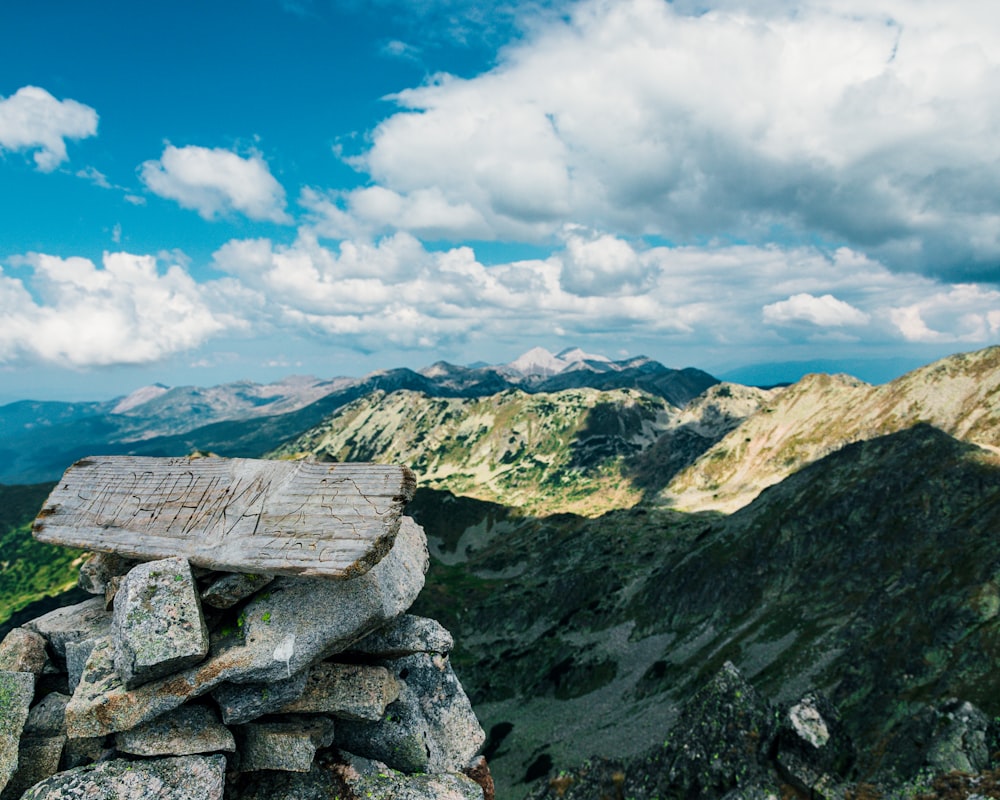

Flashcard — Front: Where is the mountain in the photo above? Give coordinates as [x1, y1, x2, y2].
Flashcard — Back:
[662, 345, 1000, 512]
[500, 346, 612, 377]
[406, 424, 1000, 794]
[0, 349, 715, 485]
[2, 345, 1000, 797]
[271, 387, 675, 515]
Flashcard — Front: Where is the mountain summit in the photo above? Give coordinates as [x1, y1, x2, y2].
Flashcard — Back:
[501, 346, 615, 377]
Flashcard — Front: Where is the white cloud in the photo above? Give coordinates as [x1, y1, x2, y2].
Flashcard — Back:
[341, 0, 1000, 279]
[140, 145, 292, 223]
[559, 226, 656, 296]
[889, 284, 1000, 343]
[76, 165, 112, 188]
[763, 293, 871, 327]
[0, 86, 98, 171]
[0, 252, 236, 367]
[209, 229, 1000, 356]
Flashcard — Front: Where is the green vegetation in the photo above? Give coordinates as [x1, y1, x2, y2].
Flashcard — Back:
[0, 482, 83, 625]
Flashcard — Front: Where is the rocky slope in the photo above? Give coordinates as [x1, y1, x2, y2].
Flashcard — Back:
[404, 424, 1000, 796]
[270, 382, 763, 516]
[662, 345, 1000, 511]
[272, 388, 675, 515]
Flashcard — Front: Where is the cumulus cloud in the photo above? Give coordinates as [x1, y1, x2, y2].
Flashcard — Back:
[207, 229, 1000, 356]
[342, 0, 1000, 279]
[763, 293, 871, 327]
[140, 145, 292, 223]
[0, 252, 236, 367]
[889, 284, 1000, 343]
[0, 86, 98, 171]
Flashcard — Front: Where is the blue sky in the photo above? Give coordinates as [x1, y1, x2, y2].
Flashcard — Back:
[2, 0, 1000, 402]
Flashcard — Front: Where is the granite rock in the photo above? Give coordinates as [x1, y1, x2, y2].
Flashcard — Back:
[64, 517, 428, 737]
[335, 751, 485, 800]
[24, 693, 69, 737]
[77, 552, 140, 596]
[236, 716, 335, 772]
[200, 572, 274, 610]
[19, 754, 226, 800]
[64, 638, 97, 694]
[1, 735, 65, 800]
[0, 670, 37, 795]
[115, 703, 235, 756]
[278, 662, 400, 721]
[349, 615, 454, 657]
[336, 653, 485, 774]
[112, 557, 210, 689]
[0, 629, 48, 674]
[212, 671, 308, 725]
[23, 598, 110, 662]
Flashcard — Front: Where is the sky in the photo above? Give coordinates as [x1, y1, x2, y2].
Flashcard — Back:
[2, 0, 1000, 402]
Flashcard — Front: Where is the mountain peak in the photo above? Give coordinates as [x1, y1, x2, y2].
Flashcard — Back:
[505, 347, 565, 377]
[555, 347, 611, 364]
[112, 383, 170, 414]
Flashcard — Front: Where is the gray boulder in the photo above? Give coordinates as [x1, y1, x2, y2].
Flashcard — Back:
[775, 692, 853, 798]
[64, 638, 97, 694]
[336, 653, 485, 774]
[349, 615, 454, 657]
[0, 629, 48, 674]
[278, 662, 400, 721]
[335, 752, 484, 800]
[115, 704, 235, 756]
[112, 557, 210, 689]
[200, 572, 274, 609]
[24, 693, 70, 737]
[19, 754, 226, 800]
[23, 598, 110, 662]
[77, 552, 140, 596]
[212, 671, 309, 725]
[235, 716, 335, 773]
[65, 517, 427, 738]
[0, 671, 36, 795]
[1, 736, 64, 800]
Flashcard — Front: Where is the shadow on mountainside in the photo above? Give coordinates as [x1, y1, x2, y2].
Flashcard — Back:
[408, 423, 1000, 795]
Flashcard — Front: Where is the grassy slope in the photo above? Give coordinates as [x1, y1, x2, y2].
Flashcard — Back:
[0, 482, 83, 624]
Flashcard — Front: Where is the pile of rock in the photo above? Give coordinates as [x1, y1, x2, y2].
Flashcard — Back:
[0, 457, 489, 800]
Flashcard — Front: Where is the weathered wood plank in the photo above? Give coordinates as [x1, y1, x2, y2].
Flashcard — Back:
[33, 456, 416, 579]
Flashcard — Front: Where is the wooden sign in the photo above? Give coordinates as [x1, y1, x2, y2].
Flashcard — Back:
[33, 456, 416, 579]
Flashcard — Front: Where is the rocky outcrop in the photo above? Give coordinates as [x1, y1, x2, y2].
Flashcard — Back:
[0, 499, 487, 799]
[526, 663, 999, 800]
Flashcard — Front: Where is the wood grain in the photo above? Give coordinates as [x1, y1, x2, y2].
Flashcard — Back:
[33, 456, 415, 579]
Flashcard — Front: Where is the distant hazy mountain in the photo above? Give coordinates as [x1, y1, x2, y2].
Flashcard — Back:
[0, 348, 716, 485]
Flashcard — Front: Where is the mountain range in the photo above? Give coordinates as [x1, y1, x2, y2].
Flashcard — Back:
[3, 344, 1000, 796]
[0, 347, 718, 486]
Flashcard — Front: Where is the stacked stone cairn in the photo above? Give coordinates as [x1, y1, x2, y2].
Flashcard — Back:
[0, 459, 490, 800]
